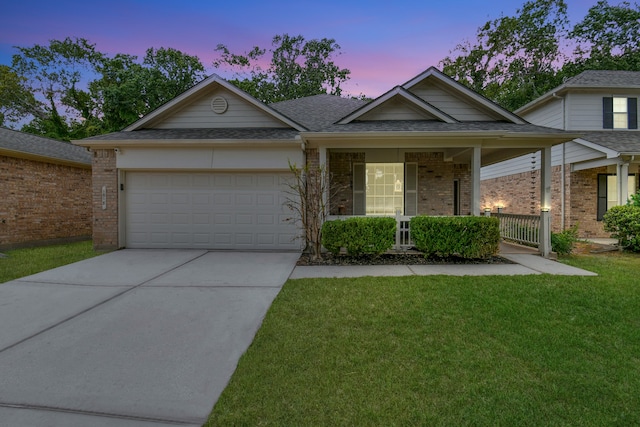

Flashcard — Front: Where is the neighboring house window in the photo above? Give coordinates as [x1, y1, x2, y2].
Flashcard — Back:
[603, 97, 638, 129]
[597, 174, 637, 220]
[353, 163, 417, 215]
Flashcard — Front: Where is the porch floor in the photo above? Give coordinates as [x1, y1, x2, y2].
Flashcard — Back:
[499, 241, 539, 255]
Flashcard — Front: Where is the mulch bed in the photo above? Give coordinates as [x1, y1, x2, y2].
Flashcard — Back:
[296, 252, 514, 266]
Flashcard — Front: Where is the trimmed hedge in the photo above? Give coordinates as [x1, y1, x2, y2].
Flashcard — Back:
[603, 205, 640, 252]
[322, 217, 396, 256]
[410, 216, 500, 259]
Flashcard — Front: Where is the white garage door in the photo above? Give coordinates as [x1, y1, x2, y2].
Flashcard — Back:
[125, 172, 301, 250]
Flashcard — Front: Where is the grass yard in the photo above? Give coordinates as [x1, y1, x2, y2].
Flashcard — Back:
[207, 252, 640, 426]
[0, 240, 101, 283]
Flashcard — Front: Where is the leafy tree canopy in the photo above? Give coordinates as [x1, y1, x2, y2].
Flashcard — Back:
[213, 34, 351, 103]
[441, 0, 640, 110]
[4, 38, 206, 140]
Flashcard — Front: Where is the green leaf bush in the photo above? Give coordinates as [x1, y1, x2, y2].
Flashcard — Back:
[603, 205, 640, 252]
[322, 217, 396, 256]
[410, 216, 500, 259]
[551, 224, 579, 255]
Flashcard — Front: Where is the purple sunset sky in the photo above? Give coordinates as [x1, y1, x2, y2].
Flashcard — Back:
[1, 0, 599, 98]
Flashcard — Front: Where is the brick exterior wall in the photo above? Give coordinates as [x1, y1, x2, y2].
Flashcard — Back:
[454, 163, 472, 216]
[480, 165, 639, 238]
[406, 152, 471, 216]
[0, 155, 91, 249]
[327, 151, 471, 216]
[329, 152, 365, 215]
[91, 149, 119, 250]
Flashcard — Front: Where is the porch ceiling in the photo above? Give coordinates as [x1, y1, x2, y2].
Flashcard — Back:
[304, 130, 580, 167]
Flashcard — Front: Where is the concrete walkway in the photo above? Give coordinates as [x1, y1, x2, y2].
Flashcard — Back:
[0, 245, 596, 425]
[290, 242, 597, 279]
[0, 250, 299, 427]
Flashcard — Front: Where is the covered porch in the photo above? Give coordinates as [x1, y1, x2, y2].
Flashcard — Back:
[303, 128, 572, 257]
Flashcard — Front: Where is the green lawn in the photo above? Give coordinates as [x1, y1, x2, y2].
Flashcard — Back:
[0, 240, 102, 283]
[207, 252, 640, 426]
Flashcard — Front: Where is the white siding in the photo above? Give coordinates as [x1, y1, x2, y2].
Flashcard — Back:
[359, 98, 436, 121]
[409, 81, 496, 121]
[150, 88, 286, 129]
[481, 141, 606, 179]
[565, 90, 640, 131]
[116, 147, 302, 170]
[521, 98, 563, 128]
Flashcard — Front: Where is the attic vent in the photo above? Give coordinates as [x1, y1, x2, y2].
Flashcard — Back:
[211, 96, 228, 114]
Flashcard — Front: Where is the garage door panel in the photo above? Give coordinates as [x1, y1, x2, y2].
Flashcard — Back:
[126, 172, 301, 250]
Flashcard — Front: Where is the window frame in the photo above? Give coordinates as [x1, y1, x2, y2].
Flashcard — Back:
[603, 97, 638, 130]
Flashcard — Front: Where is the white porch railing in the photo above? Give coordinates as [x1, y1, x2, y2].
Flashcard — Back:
[493, 213, 540, 247]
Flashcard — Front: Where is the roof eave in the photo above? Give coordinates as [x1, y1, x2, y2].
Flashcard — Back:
[72, 138, 302, 148]
[0, 147, 91, 168]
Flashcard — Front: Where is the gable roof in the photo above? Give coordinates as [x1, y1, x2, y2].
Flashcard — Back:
[124, 74, 307, 132]
[77, 68, 571, 149]
[517, 70, 640, 115]
[337, 86, 457, 124]
[402, 67, 527, 124]
[0, 127, 91, 167]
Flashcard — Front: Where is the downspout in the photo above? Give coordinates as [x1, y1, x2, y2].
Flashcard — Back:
[553, 92, 566, 230]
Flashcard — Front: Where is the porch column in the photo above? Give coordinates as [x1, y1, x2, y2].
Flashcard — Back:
[540, 146, 552, 257]
[617, 162, 630, 206]
[318, 146, 328, 214]
[471, 146, 481, 216]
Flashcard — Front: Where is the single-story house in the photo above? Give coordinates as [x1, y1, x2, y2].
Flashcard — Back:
[481, 70, 640, 238]
[75, 67, 576, 253]
[0, 127, 92, 249]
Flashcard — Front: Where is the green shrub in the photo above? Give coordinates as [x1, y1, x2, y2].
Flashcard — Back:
[551, 225, 579, 255]
[603, 205, 640, 252]
[321, 217, 396, 256]
[410, 216, 500, 259]
[628, 189, 640, 207]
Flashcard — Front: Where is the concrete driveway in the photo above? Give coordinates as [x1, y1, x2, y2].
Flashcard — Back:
[0, 249, 299, 426]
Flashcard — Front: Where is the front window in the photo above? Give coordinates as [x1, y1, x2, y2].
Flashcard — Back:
[365, 163, 404, 215]
[613, 97, 628, 129]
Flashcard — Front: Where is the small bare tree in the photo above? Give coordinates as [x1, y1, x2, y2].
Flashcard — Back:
[284, 160, 342, 260]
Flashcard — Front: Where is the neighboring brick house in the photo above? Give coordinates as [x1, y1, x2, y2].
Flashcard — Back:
[0, 127, 92, 249]
[481, 70, 640, 239]
[75, 67, 574, 253]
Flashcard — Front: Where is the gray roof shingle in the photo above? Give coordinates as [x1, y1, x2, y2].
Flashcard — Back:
[270, 94, 368, 130]
[310, 120, 571, 134]
[0, 127, 91, 165]
[563, 70, 640, 88]
[83, 128, 302, 141]
[580, 131, 640, 154]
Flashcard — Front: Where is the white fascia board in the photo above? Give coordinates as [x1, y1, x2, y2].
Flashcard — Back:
[122, 75, 307, 132]
[571, 157, 621, 172]
[574, 138, 620, 159]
